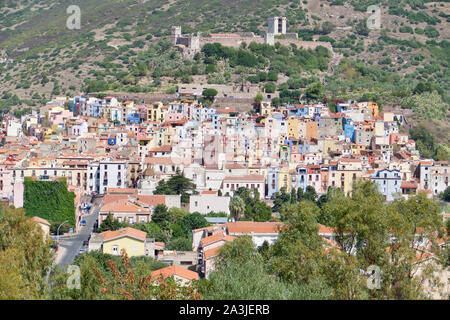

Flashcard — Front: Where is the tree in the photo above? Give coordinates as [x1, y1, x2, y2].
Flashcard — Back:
[202, 88, 218, 101]
[201, 237, 332, 299]
[247, 201, 272, 222]
[154, 174, 196, 204]
[321, 180, 445, 299]
[167, 237, 192, 251]
[96, 214, 129, 233]
[297, 187, 304, 202]
[269, 201, 333, 290]
[49, 250, 200, 300]
[229, 196, 245, 221]
[321, 21, 336, 35]
[134, 222, 169, 243]
[290, 188, 297, 204]
[264, 82, 276, 94]
[443, 186, 450, 202]
[254, 92, 264, 103]
[304, 186, 318, 202]
[305, 82, 322, 101]
[0, 206, 54, 299]
[179, 213, 209, 237]
[151, 204, 170, 227]
[355, 19, 370, 36]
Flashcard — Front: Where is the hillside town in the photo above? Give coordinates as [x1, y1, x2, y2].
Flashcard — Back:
[0, 95, 448, 298]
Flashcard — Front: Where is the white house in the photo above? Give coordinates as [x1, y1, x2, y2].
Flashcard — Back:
[189, 190, 230, 215]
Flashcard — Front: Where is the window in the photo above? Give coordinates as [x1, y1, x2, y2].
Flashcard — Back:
[112, 245, 119, 255]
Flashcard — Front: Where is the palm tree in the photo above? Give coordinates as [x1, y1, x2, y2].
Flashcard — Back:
[229, 196, 245, 222]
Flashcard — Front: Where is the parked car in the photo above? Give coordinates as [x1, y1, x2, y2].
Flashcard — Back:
[79, 248, 86, 254]
[83, 240, 89, 246]
[80, 219, 86, 226]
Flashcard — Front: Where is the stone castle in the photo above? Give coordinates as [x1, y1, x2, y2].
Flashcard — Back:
[171, 17, 333, 59]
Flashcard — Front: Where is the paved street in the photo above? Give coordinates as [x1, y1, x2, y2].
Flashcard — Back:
[56, 198, 101, 267]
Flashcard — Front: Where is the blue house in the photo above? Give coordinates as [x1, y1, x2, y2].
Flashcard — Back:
[107, 137, 116, 146]
[343, 118, 355, 142]
[127, 113, 140, 124]
[297, 166, 308, 192]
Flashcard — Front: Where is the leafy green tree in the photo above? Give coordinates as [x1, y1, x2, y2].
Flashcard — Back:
[154, 174, 196, 204]
[202, 88, 218, 101]
[264, 82, 276, 93]
[297, 187, 304, 202]
[269, 201, 329, 286]
[134, 222, 169, 243]
[443, 186, 450, 202]
[229, 196, 245, 221]
[49, 251, 200, 300]
[304, 186, 318, 202]
[151, 204, 170, 227]
[321, 180, 445, 299]
[201, 237, 331, 299]
[179, 213, 209, 237]
[96, 214, 129, 233]
[305, 82, 322, 101]
[0, 206, 54, 299]
[355, 19, 370, 36]
[254, 92, 264, 103]
[167, 237, 192, 251]
[246, 201, 272, 222]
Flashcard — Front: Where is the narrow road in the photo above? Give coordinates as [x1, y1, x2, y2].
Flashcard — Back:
[56, 199, 101, 267]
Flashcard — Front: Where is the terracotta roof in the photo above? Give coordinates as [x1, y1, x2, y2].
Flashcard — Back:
[201, 190, 218, 195]
[200, 233, 235, 247]
[100, 198, 150, 213]
[150, 265, 199, 281]
[155, 242, 165, 248]
[223, 174, 265, 182]
[107, 188, 137, 194]
[401, 181, 418, 189]
[318, 224, 337, 235]
[149, 145, 172, 152]
[31, 216, 51, 226]
[101, 227, 147, 242]
[144, 157, 191, 165]
[225, 221, 283, 234]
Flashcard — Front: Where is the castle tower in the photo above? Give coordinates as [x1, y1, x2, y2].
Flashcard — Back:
[265, 33, 275, 45]
[268, 17, 287, 35]
[268, 17, 278, 35]
[280, 17, 287, 34]
[171, 26, 181, 45]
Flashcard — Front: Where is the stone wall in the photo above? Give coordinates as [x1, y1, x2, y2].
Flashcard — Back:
[200, 36, 333, 52]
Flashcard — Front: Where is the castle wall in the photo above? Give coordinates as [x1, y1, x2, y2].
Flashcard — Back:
[199, 37, 333, 52]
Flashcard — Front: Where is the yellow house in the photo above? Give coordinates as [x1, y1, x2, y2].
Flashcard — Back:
[101, 227, 148, 257]
[260, 101, 272, 117]
[322, 138, 336, 158]
[287, 116, 299, 140]
[336, 158, 363, 195]
[278, 165, 291, 192]
[148, 102, 167, 123]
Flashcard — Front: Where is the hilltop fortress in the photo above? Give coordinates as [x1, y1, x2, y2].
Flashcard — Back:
[172, 17, 334, 59]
